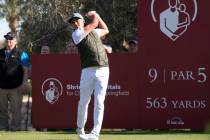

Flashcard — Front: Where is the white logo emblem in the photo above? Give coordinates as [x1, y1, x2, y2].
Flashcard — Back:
[151, 0, 198, 41]
[41, 78, 63, 104]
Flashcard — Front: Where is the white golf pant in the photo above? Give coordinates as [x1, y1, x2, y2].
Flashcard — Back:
[77, 66, 109, 135]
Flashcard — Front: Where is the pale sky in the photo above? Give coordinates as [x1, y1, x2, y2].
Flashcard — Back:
[0, 18, 10, 41]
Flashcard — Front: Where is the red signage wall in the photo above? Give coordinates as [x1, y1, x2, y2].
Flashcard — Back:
[32, 0, 210, 130]
[32, 54, 140, 129]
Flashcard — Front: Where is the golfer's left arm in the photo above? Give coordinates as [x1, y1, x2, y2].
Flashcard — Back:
[95, 13, 109, 37]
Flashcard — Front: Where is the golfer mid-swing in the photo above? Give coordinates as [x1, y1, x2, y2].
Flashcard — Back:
[68, 11, 110, 140]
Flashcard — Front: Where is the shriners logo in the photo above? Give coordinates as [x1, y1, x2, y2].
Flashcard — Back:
[42, 78, 63, 104]
[151, 0, 198, 41]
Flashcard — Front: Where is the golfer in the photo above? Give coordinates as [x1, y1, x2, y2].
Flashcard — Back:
[68, 11, 109, 140]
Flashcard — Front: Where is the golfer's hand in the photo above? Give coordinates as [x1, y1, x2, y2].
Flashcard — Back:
[86, 11, 99, 18]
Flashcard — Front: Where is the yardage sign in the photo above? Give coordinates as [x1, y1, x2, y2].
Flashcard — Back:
[138, 0, 210, 130]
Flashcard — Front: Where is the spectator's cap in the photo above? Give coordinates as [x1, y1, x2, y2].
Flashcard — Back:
[4, 32, 16, 40]
[68, 13, 84, 23]
[128, 40, 138, 45]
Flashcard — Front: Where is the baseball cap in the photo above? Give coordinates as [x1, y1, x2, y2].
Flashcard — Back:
[4, 32, 16, 40]
[68, 13, 84, 23]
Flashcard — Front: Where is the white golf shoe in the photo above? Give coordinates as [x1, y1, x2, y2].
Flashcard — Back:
[76, 128, 88, 140]
[87, 132, 99, 140]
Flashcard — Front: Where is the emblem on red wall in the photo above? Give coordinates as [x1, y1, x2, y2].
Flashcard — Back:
[41, 78, 63, 104]
[151, 0, 198, 41]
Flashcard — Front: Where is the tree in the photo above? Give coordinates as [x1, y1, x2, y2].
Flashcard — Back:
[0, 0, 23, 33]
[1, 0, 137, 53]
[19, 0, 82, 53]
[81, 0, 137, 52]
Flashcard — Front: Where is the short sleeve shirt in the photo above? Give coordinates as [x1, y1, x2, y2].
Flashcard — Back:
[72, 28, 101, 45]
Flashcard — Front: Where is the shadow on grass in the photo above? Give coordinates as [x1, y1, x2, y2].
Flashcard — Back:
[37, 129, 210, 136]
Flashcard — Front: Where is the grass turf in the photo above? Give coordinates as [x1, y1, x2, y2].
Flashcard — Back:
[0, 130, 209, 140]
